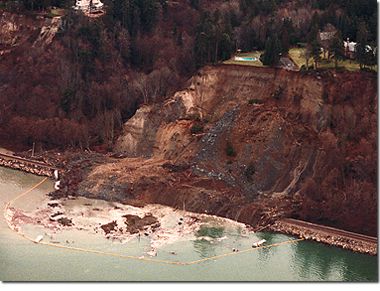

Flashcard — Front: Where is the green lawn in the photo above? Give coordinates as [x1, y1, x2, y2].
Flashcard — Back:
[50, 8, 66, 17]
[224, 48, 377, 72]
[288, 48, 307, 68]
[223, 51, 265, 67]
[289, 47, 377, 72]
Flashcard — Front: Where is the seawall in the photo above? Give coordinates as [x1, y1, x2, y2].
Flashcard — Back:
[269, 218, 377, 256]
[0, 153, 58, 177]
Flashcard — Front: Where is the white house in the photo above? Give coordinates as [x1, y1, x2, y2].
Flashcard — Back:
[344, 38, 356, 59]
[344, 38, 376, 60]
[74, 0, 104, 13]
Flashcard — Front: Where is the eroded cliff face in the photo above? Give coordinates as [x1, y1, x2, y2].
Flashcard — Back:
[0, 11, 60, 55]
[73, 65, 377, 235]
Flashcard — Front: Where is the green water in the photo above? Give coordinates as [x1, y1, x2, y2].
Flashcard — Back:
[0, 167, 377, 281]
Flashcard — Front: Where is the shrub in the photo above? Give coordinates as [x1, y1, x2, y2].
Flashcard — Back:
[226, 142, 236, 157]
[271, 86, 284, 100]
[244, 164, 255, 180]
[248, 98, 264, 105]
[190, 124, 204, 134]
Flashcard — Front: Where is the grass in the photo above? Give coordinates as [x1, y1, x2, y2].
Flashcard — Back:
[50, 8, 66, 17]
[288, 48, 307, 68]
[225, 48, 377, 72]
[289, 47, 377, 72]
[223, 51, 265, 67]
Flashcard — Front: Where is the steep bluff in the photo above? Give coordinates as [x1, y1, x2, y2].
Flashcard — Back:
[68, 65, 377, 235]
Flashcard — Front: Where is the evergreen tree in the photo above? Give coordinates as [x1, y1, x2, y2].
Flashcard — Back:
[190, 0, 200, 10]
[302, 44, 312, 70]
[262, 33, 281, 66]
[311, 40, 321, 69]
[330, 30, 344, 68]
[355, 21, 369, 69]
[111, 0, 129, 28]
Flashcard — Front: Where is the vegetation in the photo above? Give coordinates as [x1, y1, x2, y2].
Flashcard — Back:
[190, 124, 204, 134]
[261, 33, 282, 66]
[289, 48, 377, 72]
[248, 99, 264, 105]
[226, 142, 236, 157]
[0, 0, 377, 150]
[330, 31, 345, 69]
[271, 86, 284, 100]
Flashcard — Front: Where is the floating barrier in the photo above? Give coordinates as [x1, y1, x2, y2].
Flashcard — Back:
[3, 178, 304, 266]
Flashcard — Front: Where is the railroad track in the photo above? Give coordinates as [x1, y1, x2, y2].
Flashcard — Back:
[281, 218, 377, 244]
[0, 152, 60, 171]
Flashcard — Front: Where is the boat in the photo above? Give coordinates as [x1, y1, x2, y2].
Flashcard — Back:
[252, 239, 266, 248]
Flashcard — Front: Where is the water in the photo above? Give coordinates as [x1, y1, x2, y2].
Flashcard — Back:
[0, 167, 377, 281]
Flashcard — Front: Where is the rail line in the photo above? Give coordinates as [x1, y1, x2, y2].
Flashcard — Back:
[3, 177, 304, 266]
[281, 218, 377, 244]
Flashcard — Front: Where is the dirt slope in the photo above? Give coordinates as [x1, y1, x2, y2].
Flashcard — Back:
[65, 65, 377, 235]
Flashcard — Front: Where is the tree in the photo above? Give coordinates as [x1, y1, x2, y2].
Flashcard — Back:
[355, 21, 368, 69]
[111, 0, 129, 28]
[330, 30, 344, 68]
[280, 18, 295, 54]
[301, 45, 312, 70]
[311, 40, 321, 69]
[190, 0, 200, 10]
[261, 33, 281, 66]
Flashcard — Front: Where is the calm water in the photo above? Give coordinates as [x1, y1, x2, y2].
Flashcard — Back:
[0, 167, 377, 281]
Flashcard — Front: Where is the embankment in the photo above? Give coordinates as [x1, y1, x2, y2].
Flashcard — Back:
[44, 65, 378, 241]
[269, 218, 377, 255]
[0, 153, 58, 177]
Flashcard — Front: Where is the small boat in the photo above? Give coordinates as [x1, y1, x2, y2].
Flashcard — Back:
[34, 235, 44, 243]
[252, 239, 266, 248]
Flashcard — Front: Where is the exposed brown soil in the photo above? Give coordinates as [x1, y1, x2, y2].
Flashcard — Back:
[49, 65, 377, 237]
[101, 221, 118, 235]
[123, 214, 160, 234]
[57, 217, 73, 227]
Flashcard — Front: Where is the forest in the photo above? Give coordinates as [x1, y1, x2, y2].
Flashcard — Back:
[0, 0, 377, 151]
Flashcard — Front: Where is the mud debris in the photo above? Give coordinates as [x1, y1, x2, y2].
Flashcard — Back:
[57, 217, 73, 227]
[101, 221, 118, 234]
[123, 214, 160, 234]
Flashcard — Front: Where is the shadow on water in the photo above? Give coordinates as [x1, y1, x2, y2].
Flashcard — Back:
[193, 226, 225, 258]
[254, 232, 277, 262]
[291, 239, 378, 281]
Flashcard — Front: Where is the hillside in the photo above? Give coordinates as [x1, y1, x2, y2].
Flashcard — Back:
[0, 0, 377, 236]
[55, 65, 377, 236]
[1, 0, 377, 151]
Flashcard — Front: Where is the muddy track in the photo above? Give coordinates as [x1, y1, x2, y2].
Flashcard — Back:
[281, 218, 377, 244]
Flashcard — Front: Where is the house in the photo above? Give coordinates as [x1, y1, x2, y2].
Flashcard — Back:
[318, 23, 337, 58]
[344, 38, 356, 59]
[74, 0, 104, 14]
[344, 38, 377, 61]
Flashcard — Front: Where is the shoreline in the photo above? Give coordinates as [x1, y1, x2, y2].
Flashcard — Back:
[0, 152, 59, 177]
[0, 159, 377, 257]
[269, 219, 377, 256]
